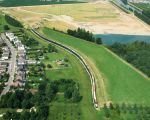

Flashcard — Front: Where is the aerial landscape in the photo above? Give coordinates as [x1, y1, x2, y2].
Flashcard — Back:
[0, 0, 150, 120]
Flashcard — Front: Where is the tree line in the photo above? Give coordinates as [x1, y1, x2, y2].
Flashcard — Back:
[5, 14, 23, 28]
[134, 11, 150, 25]
[109, 41, 150, 77]
[67, 28, 102, 45]
[103, 102, 150, 119]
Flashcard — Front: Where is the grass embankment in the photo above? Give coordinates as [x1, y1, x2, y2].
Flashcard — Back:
[27, 30, 100, 120]
[40, 28, 150, 105]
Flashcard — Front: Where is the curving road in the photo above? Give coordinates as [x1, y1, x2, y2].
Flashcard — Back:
[31, 29, 99, 109]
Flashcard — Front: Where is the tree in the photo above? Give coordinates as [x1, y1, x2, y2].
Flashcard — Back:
[4, 25, 10, 30]
[47, 64, 52, 68]
[95, 38, 102, 44]
[64, 87, 73, 99]
[22, 99, 33, 109]
[20, 111, 31, 120]
[121, 0, 128, 5]
[72, 89, 81, 102]
[37, 105, 49, 120]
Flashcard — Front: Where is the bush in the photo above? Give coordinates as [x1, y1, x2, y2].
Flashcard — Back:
[3, 25, 10, 30]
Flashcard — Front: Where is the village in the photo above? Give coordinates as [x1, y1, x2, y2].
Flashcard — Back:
[0, 29, 70, 96]
[0, 32, 27, 96]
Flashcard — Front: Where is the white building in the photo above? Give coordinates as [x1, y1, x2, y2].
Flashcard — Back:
[5, 32, 15, 41]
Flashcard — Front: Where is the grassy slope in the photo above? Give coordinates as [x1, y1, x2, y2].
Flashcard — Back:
[41, 28, 150, 105]
[27, 30, 100, 120]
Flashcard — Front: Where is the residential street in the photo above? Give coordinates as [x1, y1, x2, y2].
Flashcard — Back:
[0, 33, 17, 97]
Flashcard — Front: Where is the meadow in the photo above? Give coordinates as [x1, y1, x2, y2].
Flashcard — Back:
[40, 27, 150, 106]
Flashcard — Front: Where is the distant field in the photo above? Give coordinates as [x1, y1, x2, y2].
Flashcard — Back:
[0, 0, 85, 7]
[40, 28, 150, 106]
[3, 2, 150, 35]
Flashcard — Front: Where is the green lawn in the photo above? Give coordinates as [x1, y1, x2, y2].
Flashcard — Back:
[40, 28, 150, 106]
[27, 30, 100, 120]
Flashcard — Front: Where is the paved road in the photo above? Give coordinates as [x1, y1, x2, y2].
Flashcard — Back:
[0, 34, 17, 97]
[31, 29, 99, 109]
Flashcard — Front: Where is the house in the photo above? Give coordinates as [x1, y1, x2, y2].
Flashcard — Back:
[0, 62, 8, 67]
[0, 37, 4, 44]
[0, 65, 6, 73]
[15, 70, 26, 87]
[18, 49, 26, 57]
[5, 32, 15, 42]
[17, 56, 26, 65]
[17, 65, 24, 71]
[2, 53, 10, 60]
[1, 47, 10, 60]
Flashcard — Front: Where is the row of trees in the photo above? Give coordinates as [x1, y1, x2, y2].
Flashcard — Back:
[109, 41, 150, 77]
[67, 28, 102, 44]
[5, 14, 23, 28]
[104, 103, 150, 119]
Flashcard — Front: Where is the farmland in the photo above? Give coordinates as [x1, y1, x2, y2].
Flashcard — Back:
[40, 27, 150, 106]
[2, 1, 150, 35]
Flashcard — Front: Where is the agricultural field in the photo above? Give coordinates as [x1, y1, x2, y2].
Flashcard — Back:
[39, 27, 150, 107]
[3, 1, 150, 34]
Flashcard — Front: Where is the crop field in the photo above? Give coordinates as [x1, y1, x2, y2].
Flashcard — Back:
[3, 1, 150, 34]
[40, 28, 150, 107]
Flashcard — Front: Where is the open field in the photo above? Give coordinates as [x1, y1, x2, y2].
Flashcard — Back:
[40, 28, 150, 106]
[2, 1, 150, 34]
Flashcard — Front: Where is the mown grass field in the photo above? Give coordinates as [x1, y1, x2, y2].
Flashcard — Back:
[40, 28, 150, 106]
[27, 30, 100, 120]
